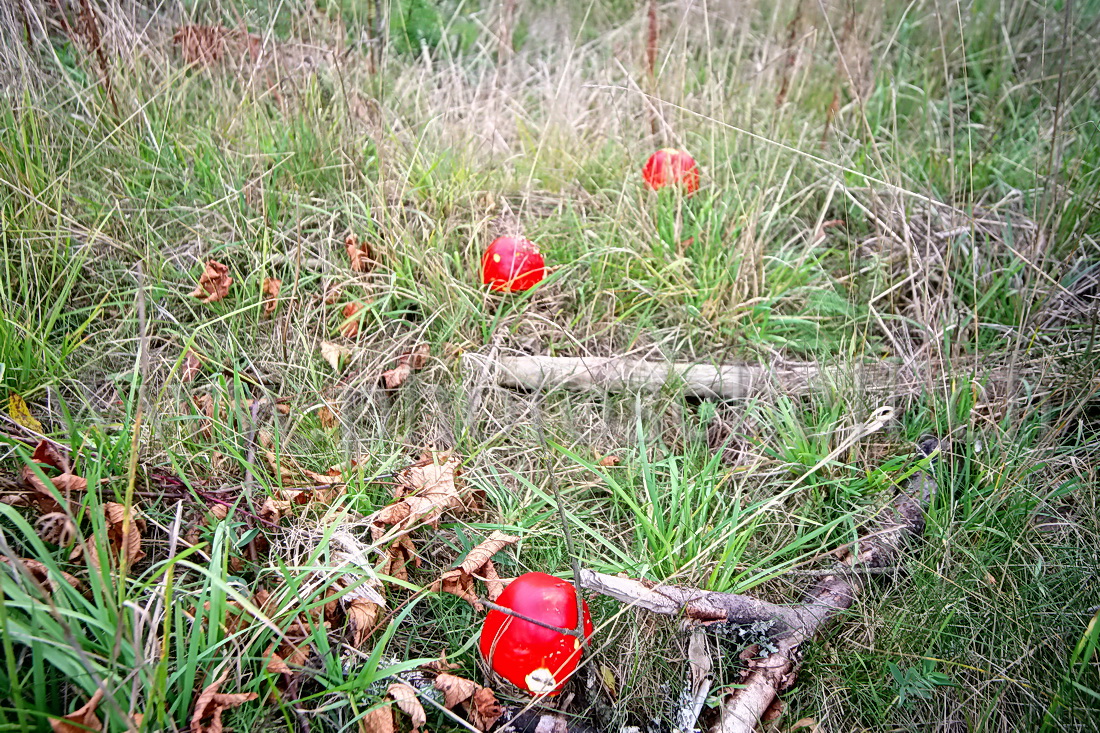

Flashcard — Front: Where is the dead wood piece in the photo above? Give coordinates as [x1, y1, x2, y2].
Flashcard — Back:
[711, 436, 941, 733]
[578, 570, 809, 634]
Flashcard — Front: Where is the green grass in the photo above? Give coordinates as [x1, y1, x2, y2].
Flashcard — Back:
[1, 0, 1099, 730]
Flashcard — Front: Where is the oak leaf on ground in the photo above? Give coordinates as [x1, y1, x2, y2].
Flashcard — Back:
[50, 688, 103, 733]
[189, 672, 258, 733]
[432, 674, 502, 731]
[190, 261, 232, 303]
[320, 341, 350, 372]
[346, 597, 382, 647]
[468, 687, 504, 731]
[380, 534, 419, 582]
[19, 441, 87, 513]
[103, 502, 146, 564]
[35, 512, 77, 547]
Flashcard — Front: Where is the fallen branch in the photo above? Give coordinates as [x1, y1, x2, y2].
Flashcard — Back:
[581, 437, 941, 733]
[468, 354, 811, 400]
[463, 353, 1050, 406]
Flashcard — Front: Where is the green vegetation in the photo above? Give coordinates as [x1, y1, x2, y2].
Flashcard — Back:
[0, 0, 1098, 730]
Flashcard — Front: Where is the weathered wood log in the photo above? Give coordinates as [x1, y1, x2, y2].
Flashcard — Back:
[465, 354, 818, 400]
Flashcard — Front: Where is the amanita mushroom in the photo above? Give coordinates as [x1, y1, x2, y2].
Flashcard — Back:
[481, 236, 545, 292]
[642, 148, 700, 194]
[479, 572, 594, 695]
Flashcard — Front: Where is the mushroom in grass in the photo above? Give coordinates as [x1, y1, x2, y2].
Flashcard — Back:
[481, 236, 545, 292]
[642, 148, 700, 194]
[479, 572, 594, 695]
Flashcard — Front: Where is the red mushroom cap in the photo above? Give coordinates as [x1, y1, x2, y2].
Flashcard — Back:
[642, 148, 700, 194]
[479, 572, 594, 695]
[481, 236, 546, 292]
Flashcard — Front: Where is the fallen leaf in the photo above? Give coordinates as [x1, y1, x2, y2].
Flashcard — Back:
[0, 557, 83, 597]
[387, 683, 426, 731]
[50, 688, 104, 733]
[433, 673, 479, 709]
[323, 280, 343, 305]
[190, 260, 232, 304]
[261, 278, 281, 316]
[104, 502, 146, 565]
[468, 687, 503, 731]
[370, 454, 464, 541]
[264, 639, 311, 676]
[317, 404, 339, 429]
[341, 302, 363, 338]
[432, 531, 518, 608]
[32, 440, 69, 473]
[381, 534, 420, 582]
[20, 460, 87, 514]
[789, 718, 820, 732]
[346, 598, 381, 647]
[320, 341, 349, 373]
[35, 512, 76, 546]
[599, 665, 617, 699]
[189, 671, 258, 733]
[8, 392, 43, 433]
[181, 351, 203, 383]
[358, 705, 394, 733]
[421, 656, 461, 673]
[381, 344, 429, 389]
[345, 235, 372, 272]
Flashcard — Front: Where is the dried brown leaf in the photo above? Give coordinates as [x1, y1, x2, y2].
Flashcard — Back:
[50, 688, 103, 733]
[370, 455, 463, 541]
[358, 705, 394, 733]
[421, 656, 461, 673]
[0, 557, 83, 597]
[345, 235, 372, 272]
[181, 351, 203, 383]
[189, 671, 258, 733]
[433, 531, 517, 607]
[381, 534, 419, 582]
[433, 673, 479, 709]
[31, 440, 68, 473]
[381, 343, 429, 389]
[347, 598, 381, 647]
[103, 502, 146, 564]
[35, 512, 76, 546]
[459, 531, 518, 575]
[341, 302, 363, 338]
[468, 687, 503, 731]
[317, 404, 339, 429]
[190, 261, 232, 304]
[261, 278, 281, 316]
[320, 341, 349, 372]
[387, 683, 426, 731]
